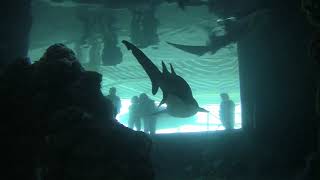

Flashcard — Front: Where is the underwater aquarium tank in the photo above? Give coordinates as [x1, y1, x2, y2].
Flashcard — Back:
[2, 0, 319, 180]
[29, 0, 242, 134]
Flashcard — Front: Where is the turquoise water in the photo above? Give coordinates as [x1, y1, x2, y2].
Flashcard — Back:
[28, 2, 242, 132]
[116, 99, 242, 134]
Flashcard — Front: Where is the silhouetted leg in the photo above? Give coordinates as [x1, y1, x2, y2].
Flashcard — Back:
[128, 117, 134, 129]
[230, 116, 235, 129]
[224, 118, 233, 130]
[143, 118, 150, 133]
[135, 118, 141, 131]
[221, 119, 228, 130]
[149, 118, 156, 135]
[112, 111, 117, 119]
[89, 40, 102, 67]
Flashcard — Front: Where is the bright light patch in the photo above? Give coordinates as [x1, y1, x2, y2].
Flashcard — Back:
[115, 99, 131, 121]
[195, 104, 242, 128]
[116, 99, 242, 134]
[156, 128, 178, 134]
[177, 125, 208, 132]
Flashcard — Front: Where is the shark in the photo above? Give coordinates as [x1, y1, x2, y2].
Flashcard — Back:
[167, 9, 271, 56]
[166, 17, 241, 56]
[122, 40, 209, 118]
[166, 32, 232, 56]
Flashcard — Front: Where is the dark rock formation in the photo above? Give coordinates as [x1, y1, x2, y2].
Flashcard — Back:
[1, 44, 154, 180]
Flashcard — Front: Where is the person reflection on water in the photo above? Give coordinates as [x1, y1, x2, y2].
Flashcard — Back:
[130, 5, 159, 48]
[219, 93, 235, 130]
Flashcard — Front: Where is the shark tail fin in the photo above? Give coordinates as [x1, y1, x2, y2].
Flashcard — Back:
[198, 107, 210, 113]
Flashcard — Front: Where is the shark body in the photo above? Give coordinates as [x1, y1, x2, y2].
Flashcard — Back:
[122, 40, 208, 118]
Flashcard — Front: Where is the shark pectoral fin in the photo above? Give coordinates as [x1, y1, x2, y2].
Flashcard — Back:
[198, 107, 210, 113]
[158, 101, 165, 109]
[122, 40, 162, 95]
[166, 41, 210, 56]
[169, 63, 176, 75]
[158, 93, 168, 108]
[152, 80, 159, 95]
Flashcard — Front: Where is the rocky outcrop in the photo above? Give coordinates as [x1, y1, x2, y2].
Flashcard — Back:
[1, 44, 154, 180]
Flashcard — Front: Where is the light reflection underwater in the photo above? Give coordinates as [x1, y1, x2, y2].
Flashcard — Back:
[116, 99, 242, 134]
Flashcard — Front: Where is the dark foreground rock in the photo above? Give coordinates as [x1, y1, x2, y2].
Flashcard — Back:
[1, 44, 154, 180]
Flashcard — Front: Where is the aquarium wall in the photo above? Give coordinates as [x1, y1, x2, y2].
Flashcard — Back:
[1, 0, 318, 179]
[29, 1, 242, 133]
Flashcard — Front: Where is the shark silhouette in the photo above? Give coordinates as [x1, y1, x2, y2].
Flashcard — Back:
[167, 9, 271, 56]
[122, 40, 208, 118]
[166, 19, 241, 56]
[167, 32, 232, 56]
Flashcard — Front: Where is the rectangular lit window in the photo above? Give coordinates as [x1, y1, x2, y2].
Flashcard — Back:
[28, 4, 242, 134]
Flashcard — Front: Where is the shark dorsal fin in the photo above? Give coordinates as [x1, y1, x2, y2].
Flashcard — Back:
[169, 63, 176, 75]
[162, 61, 170, 74]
